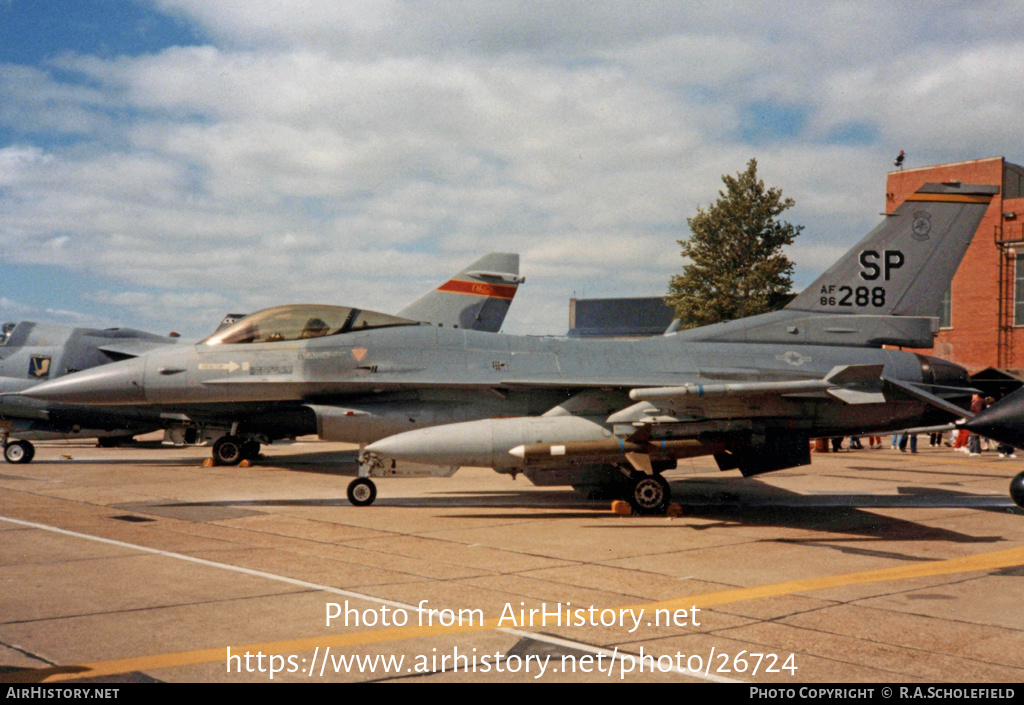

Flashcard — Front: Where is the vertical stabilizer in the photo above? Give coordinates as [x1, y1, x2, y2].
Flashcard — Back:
[397, 253, 523, 332]
[787, 182, 998, 317]
[674, 182, 999, 346]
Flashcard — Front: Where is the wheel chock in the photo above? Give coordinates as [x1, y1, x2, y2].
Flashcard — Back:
[611, 500, 632, 516]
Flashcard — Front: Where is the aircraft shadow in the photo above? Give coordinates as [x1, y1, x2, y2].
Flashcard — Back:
[113, 474, 1019, 547]
[574, 476, 1015, 547]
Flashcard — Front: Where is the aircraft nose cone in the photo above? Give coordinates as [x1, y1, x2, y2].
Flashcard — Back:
[964, 388, 1024, 449]
[20, 357, 147, 405]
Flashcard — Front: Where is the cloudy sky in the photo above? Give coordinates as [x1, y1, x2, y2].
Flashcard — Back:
[2, 1, 1023, 338]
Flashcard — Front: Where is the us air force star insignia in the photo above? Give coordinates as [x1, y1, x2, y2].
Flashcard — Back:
[351, 348, 368, 362]
[776, 351, 812, 366]
[911, 211, 932, 241]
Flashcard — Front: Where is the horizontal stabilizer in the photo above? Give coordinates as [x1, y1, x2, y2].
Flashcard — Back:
[883, 376, 973, 419]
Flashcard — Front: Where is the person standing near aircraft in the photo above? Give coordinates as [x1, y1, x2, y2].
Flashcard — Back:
[898, 433, 918, 454]
[967, 394, 985, 456]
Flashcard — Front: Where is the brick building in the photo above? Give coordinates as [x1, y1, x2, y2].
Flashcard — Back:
[888, 157, 1024, 393]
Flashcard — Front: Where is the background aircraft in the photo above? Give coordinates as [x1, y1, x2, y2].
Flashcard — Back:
[3, 253, 522, 464]
[22, 183, 997, 512]
[0, 321, 184, 462]
[962, 390, 1024, 508]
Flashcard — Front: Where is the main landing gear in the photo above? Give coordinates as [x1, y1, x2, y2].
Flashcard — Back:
[625, 473, 672, 515]
[211, 435, 261, 466]
[3, 440, 35, 464]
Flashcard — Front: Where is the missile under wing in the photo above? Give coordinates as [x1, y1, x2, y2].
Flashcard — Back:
[22, 183, 998, 512]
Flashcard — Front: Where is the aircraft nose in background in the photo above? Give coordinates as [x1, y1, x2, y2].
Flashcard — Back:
[964, 388, 1024, 449]
[19, 357, 148, 405]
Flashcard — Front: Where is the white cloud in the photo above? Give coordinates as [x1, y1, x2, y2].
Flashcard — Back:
[1, 2, 1022, 335]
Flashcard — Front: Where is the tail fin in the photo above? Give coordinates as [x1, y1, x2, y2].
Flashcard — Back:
[396, 253, 523, 332]
[787, 181, 998, 316]
[675, 182, 998, 347]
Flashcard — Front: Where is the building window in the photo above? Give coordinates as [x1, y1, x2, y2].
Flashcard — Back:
[940, 286, 952, 329]
[1016, 255, 1024, 326]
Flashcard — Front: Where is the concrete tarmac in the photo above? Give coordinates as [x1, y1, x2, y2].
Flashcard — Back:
[1, 436, 1022, 684]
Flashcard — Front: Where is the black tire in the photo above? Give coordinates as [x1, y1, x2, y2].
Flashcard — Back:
[347, 478, 377, 506]
[240, 440, 261, 461]
[212, 436, 243, 466]
[627, 474, 671, 515]
[4, 440, 35, 464]
[1010, 471, 1024, 509]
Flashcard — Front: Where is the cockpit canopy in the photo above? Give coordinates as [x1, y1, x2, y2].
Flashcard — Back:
[0, 322, 15, 346]
[201, 305, 419, 346]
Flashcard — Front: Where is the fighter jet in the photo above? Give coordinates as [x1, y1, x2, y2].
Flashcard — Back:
[4, 253, 523, 464]
[22, 183, 997, 512]
[0, 321, 183, 462]
[960, 389, 1024, 508]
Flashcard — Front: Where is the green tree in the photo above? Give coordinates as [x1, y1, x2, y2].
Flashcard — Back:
[666, 159, 801, 328]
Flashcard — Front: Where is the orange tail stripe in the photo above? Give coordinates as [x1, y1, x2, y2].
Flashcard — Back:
[436, 279, 518, 299]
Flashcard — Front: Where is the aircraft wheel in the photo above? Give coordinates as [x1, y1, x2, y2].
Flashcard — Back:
[1010, 471, 1024, 510]
[627, 474, 671, 515]
[347, 478, 377, 507]
[4, 440, 35, 464]
[240, 440, 261, 461]
[212, 436, 244, 466]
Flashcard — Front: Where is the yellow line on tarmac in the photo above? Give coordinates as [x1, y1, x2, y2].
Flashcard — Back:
[23, 544, 1024, 683]
[647, 544, 1024, 612]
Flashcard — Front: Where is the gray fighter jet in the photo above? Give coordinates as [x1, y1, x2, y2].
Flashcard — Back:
[4, 253, 522, 464]
[22, 183, 997, 512]
[0, 321, 183, 462]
